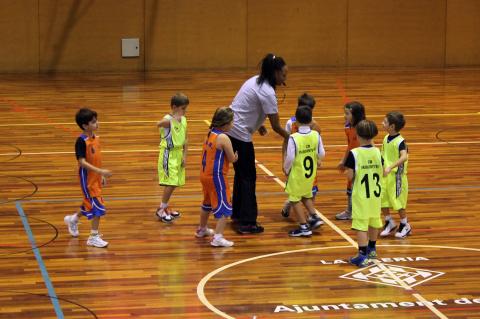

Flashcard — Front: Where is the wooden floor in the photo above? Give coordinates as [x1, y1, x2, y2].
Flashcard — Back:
[1, 68, 480, 319]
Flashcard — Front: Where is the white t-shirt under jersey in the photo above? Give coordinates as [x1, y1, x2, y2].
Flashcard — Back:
[227, 75, 278, 142]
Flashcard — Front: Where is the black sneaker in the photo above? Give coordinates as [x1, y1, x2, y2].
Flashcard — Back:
[237, 224, 264, 234]
[308, 215, 324, 229]
[289, 227, 312, 237]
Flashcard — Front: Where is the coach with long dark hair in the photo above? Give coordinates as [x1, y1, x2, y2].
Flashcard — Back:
[228, 53, 289, 234]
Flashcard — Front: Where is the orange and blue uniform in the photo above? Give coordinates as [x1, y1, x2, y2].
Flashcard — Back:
[200, 129, 232, 218]
[75, 134, 105, 219]
[345, 123, 359, 190]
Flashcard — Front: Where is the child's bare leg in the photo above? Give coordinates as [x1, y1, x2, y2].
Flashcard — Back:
[91, 216, 100, 232]
[368, 226, 379, 242]
[159, 185, 176, 207]
[291, 201, 307, 224]
[199, 209, 210, 229]
[211, 216, 234, 247]
[398, 208, 407, 220]
[214, 216, 227, 235]
[382, 207, 391, 218]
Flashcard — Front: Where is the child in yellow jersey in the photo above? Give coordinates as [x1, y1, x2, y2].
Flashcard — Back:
[336, 101, 366, 220]
[344, 120, 383, 267]
[155, 93, 189, 223]
[197, 107, 238, 247]
[284, 106, 325, 237]
[379, 111, 410, 238]
[64, 108, 112, 248]
[281, 93, 323, 229]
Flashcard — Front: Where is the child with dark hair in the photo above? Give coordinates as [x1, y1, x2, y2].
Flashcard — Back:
[64, 108, 112, 248]
[281, 93, 323, 229]
[344, 120, 383, 267]
[197, 107, 238, 247]
[336, 101, 367, 220]
[155, 93, 189, 223]
[380, 111, 410, 238]
[284, 106, 325, 237]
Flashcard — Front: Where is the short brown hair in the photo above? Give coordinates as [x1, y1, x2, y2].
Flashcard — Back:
[356, 120, 378, 140]
[171, 92, 189, 107]
[386, 111, 405, 131]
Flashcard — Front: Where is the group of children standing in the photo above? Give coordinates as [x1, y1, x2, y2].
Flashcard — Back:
[63, 92, 411, 266]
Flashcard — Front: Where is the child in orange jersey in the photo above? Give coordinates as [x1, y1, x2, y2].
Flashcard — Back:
[281, 93, 324, 229]
[197, 107, 238, 247]
[336, 101, 366, 220]
[64, 108, 112, 248]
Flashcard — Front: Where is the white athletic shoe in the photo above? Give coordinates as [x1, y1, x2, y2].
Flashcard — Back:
[195, 227, 215, 238]
[87, 234, 109, 248]
[380, 219, 397, 237]
[64, 215, 79, 237]
[211, 237, 234, 247]
[395, 223, 412, 238]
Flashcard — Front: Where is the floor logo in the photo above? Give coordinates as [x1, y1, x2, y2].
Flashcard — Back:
[340, 264, 444, 288]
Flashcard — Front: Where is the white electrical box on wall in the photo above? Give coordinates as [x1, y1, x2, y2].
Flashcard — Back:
[121, 38, 140, 57]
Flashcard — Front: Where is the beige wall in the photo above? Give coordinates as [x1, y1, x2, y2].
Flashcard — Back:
[0, 0, 39, 72]
[446, 0, 480, 66]
[0, 0, 479, 72]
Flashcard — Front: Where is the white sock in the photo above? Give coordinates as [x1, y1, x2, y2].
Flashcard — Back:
[71, 214, 79, 222]
[214, 234, 223, 240]
[385, 215, 393, 222]
[400, 218, 408, 224]
[160, 202, 168, 209]
[90, 230, 99, 236]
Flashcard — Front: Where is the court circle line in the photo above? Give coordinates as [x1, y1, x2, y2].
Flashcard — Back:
[197, 244, 480, 319]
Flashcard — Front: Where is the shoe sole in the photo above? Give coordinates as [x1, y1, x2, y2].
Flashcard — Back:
[210, 242, 234, 247]
[289, 232, 312, 237]
[87, 242, 108, 248]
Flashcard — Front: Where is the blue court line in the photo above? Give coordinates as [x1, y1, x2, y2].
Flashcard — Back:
[15, 201, 64, 319]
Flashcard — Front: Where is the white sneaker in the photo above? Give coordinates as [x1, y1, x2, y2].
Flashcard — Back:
[211, 237, 234, 247]
[395, 223, 412, 238]
[64, 215, 79, 237]
[195, 227, 215, 238]
[380, 220, 397, 237]
[155, 208, 174, 223]
[87, 235, 109, 248]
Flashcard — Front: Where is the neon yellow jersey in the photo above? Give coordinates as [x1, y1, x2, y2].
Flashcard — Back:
[159, 115, 187, 150]
[351, 146, 383, 219]
[381, 134, 407, 174]
[285, 131, 319, 197]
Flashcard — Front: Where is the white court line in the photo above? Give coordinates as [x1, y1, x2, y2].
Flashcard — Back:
[2, 140, 479, 157]
[253, 159, 448, 319]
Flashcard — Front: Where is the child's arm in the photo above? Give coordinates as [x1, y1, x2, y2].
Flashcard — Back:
[78, 158, 112, 177]
[384, 149, 408, 176]
[157, 118, 171, 128]
[283, 136, 295, 176]
[311, 119, 321, 135]
[182, 125, 188, 167]
[217, 134, 238, 163]
[317, 133, 326, 166]
[345, 167, 354, 182]
[337, 149, 350, 172]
